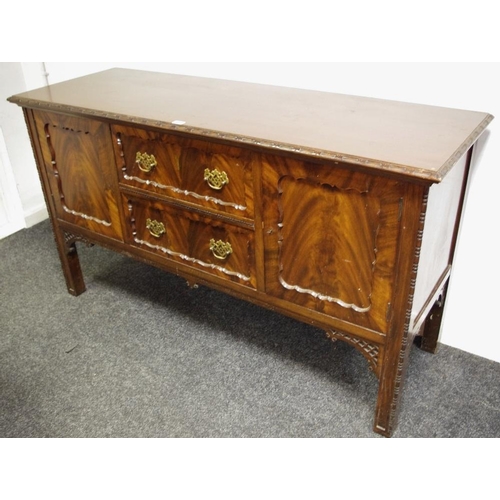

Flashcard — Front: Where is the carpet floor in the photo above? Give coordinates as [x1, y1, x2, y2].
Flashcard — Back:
[1, 220, 499, 438]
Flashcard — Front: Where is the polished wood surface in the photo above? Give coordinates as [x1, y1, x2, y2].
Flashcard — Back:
[123, 193, 256, 288]
[113, 125, 255, 220]
[8, 68, 493, 181]
[33, 110, 123, 240]
[261, 154, 403, 334]
[9, 69, 493, 436]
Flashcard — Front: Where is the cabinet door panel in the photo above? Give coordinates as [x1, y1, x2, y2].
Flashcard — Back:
[33, 111, 122, 240]
[279, 176, 379, 312]
[263, 155, 403, 333]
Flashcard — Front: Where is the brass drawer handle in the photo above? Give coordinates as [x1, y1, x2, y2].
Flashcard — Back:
[136, 152, 157, 173]
[204, 168, 229, 190]
[146, 218, 165, 238]
[209, 238, 233, 260]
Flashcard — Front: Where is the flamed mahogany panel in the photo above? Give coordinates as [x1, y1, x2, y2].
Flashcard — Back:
[112, 125, 254, 219]
[262, 154, 404, 334]
[124, 194, 256, 288]
[33, 110, 123, 240]
[279, 176, 379, 312]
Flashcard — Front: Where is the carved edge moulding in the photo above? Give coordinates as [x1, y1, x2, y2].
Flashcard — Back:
[9, 96, 494, 182]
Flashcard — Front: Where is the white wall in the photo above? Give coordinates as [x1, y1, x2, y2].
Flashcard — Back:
[0, 124, 25, 238]
[6, 62, 500, 363]
[0, 63, 48, 232]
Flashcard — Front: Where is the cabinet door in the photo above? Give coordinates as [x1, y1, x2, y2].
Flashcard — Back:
[33, 111, 122, 240]
[262, 155, 404, 334]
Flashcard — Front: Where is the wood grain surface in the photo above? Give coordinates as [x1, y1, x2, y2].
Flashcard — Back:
[33, 110, 123, 240]
[262, 153, 404, 334]
[9, 68, 493, 181]
[112, 124, 254, 219]
[124, 194, 256, 288]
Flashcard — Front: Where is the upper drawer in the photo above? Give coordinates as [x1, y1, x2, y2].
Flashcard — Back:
[112, 125, 254, 219]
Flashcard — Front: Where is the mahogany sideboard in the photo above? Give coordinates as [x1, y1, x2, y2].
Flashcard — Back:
[8, 68, 493, 436]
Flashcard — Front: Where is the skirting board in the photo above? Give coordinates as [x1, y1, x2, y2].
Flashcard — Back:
[24, 203, 48, 228]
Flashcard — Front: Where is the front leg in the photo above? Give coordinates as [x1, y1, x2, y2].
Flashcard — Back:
[373, 330, 415, 437]
[53, 226, 86, 296]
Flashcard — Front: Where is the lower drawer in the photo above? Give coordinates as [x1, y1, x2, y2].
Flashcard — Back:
[123, 194, 256, 288]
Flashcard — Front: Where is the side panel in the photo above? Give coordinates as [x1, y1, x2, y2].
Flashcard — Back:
[411, 151, 470, 329]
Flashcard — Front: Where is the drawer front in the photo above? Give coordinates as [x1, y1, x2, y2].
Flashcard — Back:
[123, 194, 256, 288]
[112, 125, 254, 219]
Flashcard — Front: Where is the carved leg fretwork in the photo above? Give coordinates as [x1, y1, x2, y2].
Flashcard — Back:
[326, 327, 415, 437]
[326, 330, 382, 378]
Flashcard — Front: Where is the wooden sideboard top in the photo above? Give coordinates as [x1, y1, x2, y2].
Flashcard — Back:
[8, 68, 493, 182]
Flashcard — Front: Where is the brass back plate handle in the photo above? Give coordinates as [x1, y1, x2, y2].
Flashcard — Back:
[204, 168, 229, 190]
[146, 218, 165, 238]
[209, 238, 232, 259]
[136, 152, 157, 173]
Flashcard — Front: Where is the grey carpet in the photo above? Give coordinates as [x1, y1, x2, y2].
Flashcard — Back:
[1, 220, 499, 438]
